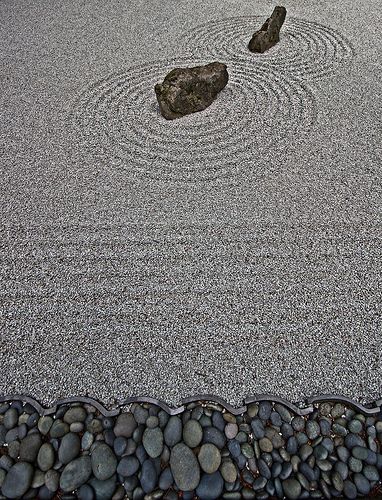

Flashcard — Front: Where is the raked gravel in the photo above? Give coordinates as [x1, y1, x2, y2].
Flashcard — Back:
[0, 0, 381, 406]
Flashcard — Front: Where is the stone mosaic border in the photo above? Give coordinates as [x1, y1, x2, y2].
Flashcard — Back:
[1, 394, 382, 498]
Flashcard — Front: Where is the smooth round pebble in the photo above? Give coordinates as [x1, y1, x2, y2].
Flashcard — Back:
[198, 443, 221, 473]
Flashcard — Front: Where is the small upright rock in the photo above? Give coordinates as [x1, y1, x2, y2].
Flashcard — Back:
[155, 62, 229, 120]
[248, 6, 287, 53]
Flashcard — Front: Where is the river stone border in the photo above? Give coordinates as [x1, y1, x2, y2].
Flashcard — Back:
[0, 395, 382, 499]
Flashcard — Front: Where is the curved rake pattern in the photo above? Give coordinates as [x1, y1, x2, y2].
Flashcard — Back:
[70, 57, 316, 183]
[184, 16, 355, 81]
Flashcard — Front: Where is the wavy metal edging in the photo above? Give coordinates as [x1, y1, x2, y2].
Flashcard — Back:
[245, 394, 313, 416]
[117, 396, 185, 416]
[0, 393, 381, 417]
[182, 394, 247, 415]
[306, 395, 381, 416]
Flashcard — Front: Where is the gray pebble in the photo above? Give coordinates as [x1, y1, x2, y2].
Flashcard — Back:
[38, 417, 53, 435]
[70, 421, 84, 433]
[319, 418, 331, 436]
[212, 411, 226, 431]
[19, 433, 42, 463]
[258, 458, 271, 479]
[203, 426, 226, 449]
[337, 445, 349, 462]
[1, 462, 34, 498]
[345, 433, 365, 449]
[247, 403, 259, 418]
[353, 473, 370, 495]
[4, 409, 18, 430]
[50, 419, 69, 438]
[5, 427, 19, 443]
[281, 423, 294, 439]
[87, 418, 103, 434]
[227, 438, 241, 458]
[332, 423, 347, 437]
[251, 418, 265, 439]
[143, 427, 163, 458]
[282, 478, 301, 499]
[113, 436, 127, 456]
[299, 444, 313, 461]
[296, 432, 309, 446]
[0, 468, 5, 487]
[331, 404, 345, 418]
[334, 460, 348, 480]
[146, 416, 159, 429]
[272, 462, 282, 478]
[37, 443, 55, 472]
[164, 416, 182, 447]
[60, 456, 92, 492]
[299, 462, 315, 482]
[316, 459, 332, 471]
[198, 443, 221, 473]
[343, 480, 358, 499]
[352, 445, 368, 461]
[274, 404, 292, 423]
[45, 469, 60, 492]
[159, 467, 173, 490]
[363, 464, 379, 481]
[136, 444, 148, 464]
[170, 443, 200, 491]
[77, 484, 94, 500]
[7, 440, 20, 460]
[81, 431, 94, 450]
[259, 437, 273, 453]
[253, 476, 267, 490]
[306, 421, 320, 440]
[270, 411, 282, 427]
[296, 472, 309, 491]
[290, 455, 300, 473]
[183, 419, 203, 448]
[199, 415, 212, 427]
[331, 471, 344, 492]
[221, 460, 237, 483]
[286, 435, 298, 454]
[133, 406, 149, 425]
[291, 417, 305, 432]
[348, 419, 363, 434]
[0, 455, 14, 471]
[225, 423, 238, 439]
[63, 407, 87, 424]
[319, 403, 332, 416]
[241, 442, 254, 459]
[32, 469, 45, 488]
[196, 471, 224, 500]
[91, 443, 117, 480]
[59, 432, 81, 464]
[279, 462, 292, 480]
[113, 413, 137, 438]
[348, 457, 363, 473]
[258, 402, 272, 421]
[88, 475, 116, 499]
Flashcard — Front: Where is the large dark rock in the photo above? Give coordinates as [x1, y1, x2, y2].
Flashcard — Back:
[248, 6, 287, 53]
[155, 62, 228, 120]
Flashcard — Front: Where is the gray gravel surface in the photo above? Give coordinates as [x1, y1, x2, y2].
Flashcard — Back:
[0, 0, 381, 406]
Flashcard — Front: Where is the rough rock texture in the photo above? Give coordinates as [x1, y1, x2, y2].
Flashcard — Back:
[154, 62, 229, 119]
[248, 6, 287, 53]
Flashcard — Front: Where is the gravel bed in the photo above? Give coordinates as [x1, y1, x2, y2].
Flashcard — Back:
[1, 398, 382, 499]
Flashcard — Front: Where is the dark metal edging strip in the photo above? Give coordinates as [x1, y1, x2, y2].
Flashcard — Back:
[306, 394, 381, 416]
[244, 394, 314, 416]
[0, 393, 381, 417]
[181, 394, 247, 415]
